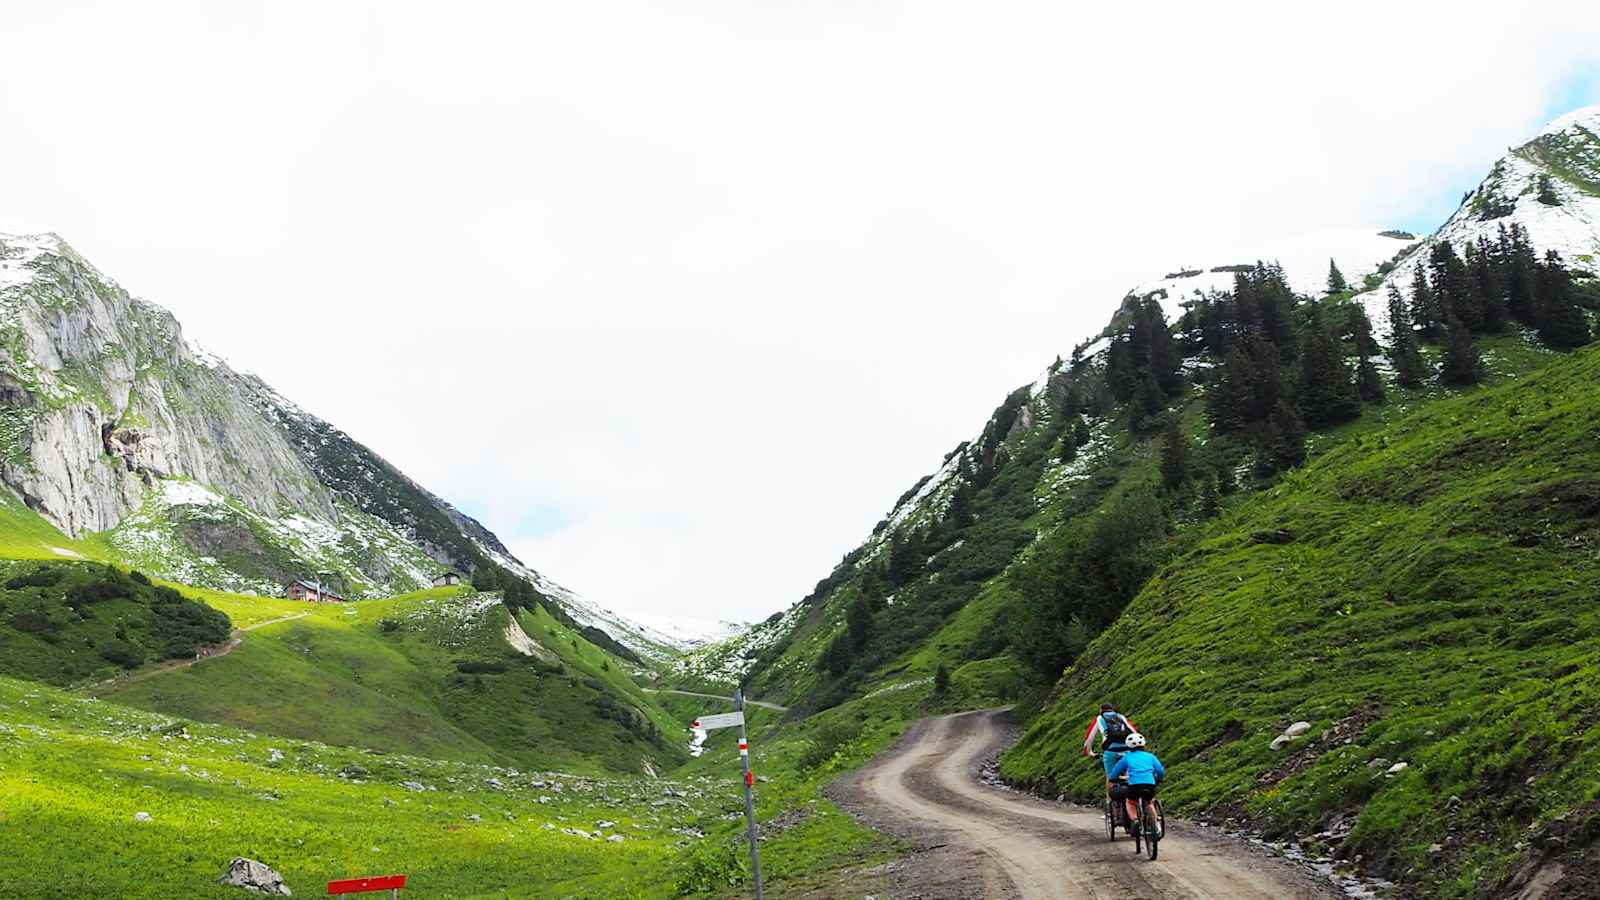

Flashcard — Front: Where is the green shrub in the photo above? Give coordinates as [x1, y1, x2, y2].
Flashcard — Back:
[798, 719, 862, 772]
[5, 566, 63, 589]
[98, 641, 144, 669]
[455, 660, 507, 675]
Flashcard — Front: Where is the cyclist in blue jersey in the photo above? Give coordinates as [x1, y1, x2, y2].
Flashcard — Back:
[1107, 732, 1166, 833]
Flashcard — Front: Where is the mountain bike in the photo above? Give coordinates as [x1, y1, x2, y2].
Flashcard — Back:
[1130, 790, 1165, 860]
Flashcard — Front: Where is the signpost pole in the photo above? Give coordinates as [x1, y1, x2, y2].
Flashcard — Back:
[735, 688, 764, 900]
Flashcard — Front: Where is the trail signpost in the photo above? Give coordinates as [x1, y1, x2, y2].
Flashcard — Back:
[693, 689, 764, 899]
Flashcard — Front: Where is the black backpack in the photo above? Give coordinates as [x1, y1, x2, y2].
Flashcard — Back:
[1102, 714, 1131, 745]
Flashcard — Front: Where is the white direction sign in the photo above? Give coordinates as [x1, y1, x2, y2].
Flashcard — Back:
[693, 711, 745, 731]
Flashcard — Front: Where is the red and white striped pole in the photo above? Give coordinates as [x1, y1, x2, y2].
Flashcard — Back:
[736, 688, 764, 900]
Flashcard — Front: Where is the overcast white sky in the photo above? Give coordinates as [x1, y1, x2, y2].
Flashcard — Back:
[3, 2, 1598, 629]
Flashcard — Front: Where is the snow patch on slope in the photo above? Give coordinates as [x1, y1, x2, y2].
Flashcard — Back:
[1132, 228, 1414, 321]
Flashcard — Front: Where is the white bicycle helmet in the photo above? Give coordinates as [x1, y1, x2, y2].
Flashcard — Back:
[1125, 732, 1147, 749]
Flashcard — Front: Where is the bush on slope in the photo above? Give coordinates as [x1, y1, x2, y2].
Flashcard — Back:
[1001, 345, 1600, 897]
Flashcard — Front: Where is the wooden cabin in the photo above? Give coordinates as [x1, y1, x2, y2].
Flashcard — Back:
[286, 579, 347, 603]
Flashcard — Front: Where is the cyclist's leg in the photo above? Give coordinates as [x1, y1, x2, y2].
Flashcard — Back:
[1127, 784, 1153, 829]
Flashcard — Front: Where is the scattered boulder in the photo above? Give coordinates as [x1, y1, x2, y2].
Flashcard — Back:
[218, 857, 292, 896]
[339, 765, 368, 779]
[1270, 735, 1294, 751]
[1367, 757, 1392, 769]
[1386, 762, 1410, 777]
[133, 812, 153, 823]
[596, 820, 616, 830]
[607, 835, 625, 843]
[466, 814, 482, 822]
[1284, 721, 1312, 737]
[399, 781, 428, 792]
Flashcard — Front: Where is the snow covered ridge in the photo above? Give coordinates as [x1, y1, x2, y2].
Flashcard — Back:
[1130, 228, 1415, 323]
[1357, 103, 1600, 336]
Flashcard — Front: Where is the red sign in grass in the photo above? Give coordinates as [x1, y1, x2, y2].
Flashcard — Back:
[327, 874, 407, 894]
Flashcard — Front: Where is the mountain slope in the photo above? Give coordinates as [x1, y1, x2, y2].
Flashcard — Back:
[706, 104, 1600, 714]
[1002, 344, 1600, 898]
[0, 230, 676, 657]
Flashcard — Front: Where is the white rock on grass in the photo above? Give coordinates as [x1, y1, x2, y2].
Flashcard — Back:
[1284, 721, 1312, 737]
[218, 857, 292, 896]
[133, 812, 152, 822]
[1270, 735, 1293, 751]
[1386, 762, 1410, 777]
[607, 835, 625, 843]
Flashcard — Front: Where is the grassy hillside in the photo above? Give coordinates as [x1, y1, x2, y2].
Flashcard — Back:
[1002, 344, 1600, 897]
[105, 590, 688, 775]
[0, 675, 732, 899]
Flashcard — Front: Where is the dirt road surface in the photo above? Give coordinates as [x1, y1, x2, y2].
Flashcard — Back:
[833, 708, 1339, 900]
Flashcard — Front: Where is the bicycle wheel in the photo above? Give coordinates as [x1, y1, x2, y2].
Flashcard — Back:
[1131, 802, 1142, 855]
[1104, 797, 1116, 841]
[1143, 801, 1160, 861]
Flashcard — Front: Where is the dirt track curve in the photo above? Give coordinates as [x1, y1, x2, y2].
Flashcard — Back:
[837, 708, 1338, 900]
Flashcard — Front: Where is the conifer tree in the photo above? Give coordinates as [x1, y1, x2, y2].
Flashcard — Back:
[819, 634, 851, 675]
[1129, 371, 1166, 432]
[1160, 418, 1190, 491]
[1073, 417, 1091, 448]
[1198, 473, 1221, 519]
[1470, 236, 1509, 332]
[1440, 316, 1483, 385]
[1059, 431, 1078, 463]
[1327, 258, 1348, 295]
[1105, 332, 1138, 402]
[886, 530, 926, 587]
[1503, 223, 1538, 324]
[1537, 174, 1561, 206]
[1385, 284, 1429, 386]
[1431, 240, 1482, 331]
[1240, 335, 1287, 426]
[846, 595, 875, 651]
[1139, 298, 1184, 396]
[1297, 303, 1361, 427]
[1216, 459, 1238, 495]
[1534, 250, 1592, 349]
[1251, 263, 1299, 358]
[1352, 307, 1386, 404]
[1268, 399, 1308, 471]
[1206, 344, 1250, 433]
[944, 480, 975, 530]
[1410, 264, 1442, 340]
[933, 662, 951, 694]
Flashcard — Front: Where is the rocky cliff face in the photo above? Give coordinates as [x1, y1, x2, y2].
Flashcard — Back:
[0, 234, 333, 536]
[0, 231, 681, 656]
